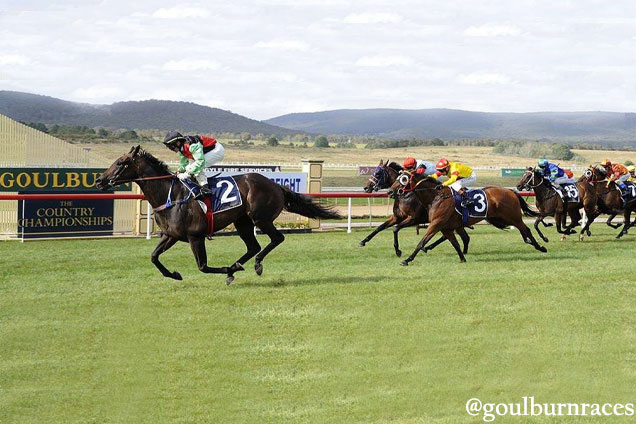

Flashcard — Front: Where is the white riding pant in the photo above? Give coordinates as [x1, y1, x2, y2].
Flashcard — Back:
[554, 176, 574, 185]
[196, 143, 225, 186]
[615, 173, 630, 184]
[450, 172, 477, 191]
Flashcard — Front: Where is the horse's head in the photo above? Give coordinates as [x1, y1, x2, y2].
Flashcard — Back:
[96, 145, 142, 191]
[581, 165, 606, 184]
[388, 170, 439, 199]
[516, 167, 541, 191]
[364, 159, 401, 193]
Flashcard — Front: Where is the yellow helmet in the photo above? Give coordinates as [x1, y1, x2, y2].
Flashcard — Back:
[627, 165, 636, 173]
[600, 159, 612, 167]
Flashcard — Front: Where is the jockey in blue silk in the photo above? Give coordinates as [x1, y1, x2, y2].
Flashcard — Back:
[537, 159, 573, 198]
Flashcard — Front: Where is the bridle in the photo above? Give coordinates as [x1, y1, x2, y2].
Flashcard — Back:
[368, 166, 388, 191]
[521, 168, 543, 189]
[106, 158, 175, 188]
[394, 170, 442, 197]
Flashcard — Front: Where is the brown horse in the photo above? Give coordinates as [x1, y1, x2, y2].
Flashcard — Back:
[516, 167, 597, 242]
[580, 166, 636, 238]
[359, 160, 463, 256]
[96, 146, 341, 283]
[390, 171, 546, 266]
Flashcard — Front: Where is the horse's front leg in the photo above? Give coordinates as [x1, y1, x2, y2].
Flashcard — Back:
[359, 215, 398, 247]
[401, 222, 443, 266]
[151, 234, 182, 280]
[534, 216, 549, 242]
[393, 215, 417, 257]
[607, 213, 622, 229]
[188, 236, 243, 285]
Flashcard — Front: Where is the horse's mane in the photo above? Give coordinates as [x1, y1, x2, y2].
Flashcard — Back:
[138, 149, 171, 174]
[387, 162, 403, 172]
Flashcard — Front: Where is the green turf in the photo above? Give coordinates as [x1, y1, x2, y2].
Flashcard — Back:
[2, 226, 636, 423]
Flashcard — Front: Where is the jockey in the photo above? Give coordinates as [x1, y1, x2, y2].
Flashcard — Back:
[433, 158, 477, 207]
[163, 130, 225, 196]
[402, 157, 437, 176]
[627, 165, 636, 182]
[537, 159, 573, 198]
[600, 159, 629, 192]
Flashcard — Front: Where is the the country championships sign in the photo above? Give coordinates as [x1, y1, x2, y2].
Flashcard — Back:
[1, 168, 129, 239]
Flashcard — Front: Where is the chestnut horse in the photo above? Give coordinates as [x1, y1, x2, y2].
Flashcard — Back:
[96, 146, 341, 284]
[580, 166, 636, 238]
[359, 160, 462, 256]
[391, 171, 546, 266]
[516, 167, 597, 242]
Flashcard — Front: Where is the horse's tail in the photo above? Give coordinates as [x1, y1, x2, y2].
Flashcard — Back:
[280, 186, 342, 219]
[514, 191, 539, 217]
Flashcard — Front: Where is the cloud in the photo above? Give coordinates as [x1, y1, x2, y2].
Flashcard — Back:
[458, 72, 511, 85]
[463, 24, 521, 37]
[151, 7, 209, 19]
[162, 59, 220, 71]
[355, 55, 413, 67]
[254, 40, 309, 51]
[0, 54, 30, 66]
[343, 12, 402, 24]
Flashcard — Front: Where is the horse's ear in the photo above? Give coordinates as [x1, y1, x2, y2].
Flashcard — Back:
[379, 159, 383, 165]
[131, 145, 141, 157]
[527, 166, 533, 171]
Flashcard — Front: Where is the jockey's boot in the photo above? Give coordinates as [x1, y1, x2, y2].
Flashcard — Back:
[197, 183, 212, 199]
[618, 182, 627, 196]
[552, 183, 565, 200]
[459, 188, 473, 208]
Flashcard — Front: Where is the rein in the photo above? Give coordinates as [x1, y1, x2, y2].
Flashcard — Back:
[111, 174, 175, 185]
[153, 178, 197, 212]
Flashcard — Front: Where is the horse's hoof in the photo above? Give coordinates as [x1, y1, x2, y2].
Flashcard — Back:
[579, 235, 584, 241]
[542, 237, 549, 243]
[395, 249, 402, 257]
[255, 262, 263, 276]
[460, 258, 467, 263]
[400, 260, 409, 266]
[539, 246, 547, 253]
[545, 223, 553, 227]
[560, 235, 566, 241]
[171, 271, 182, 281]
[226, 275, 235, 285]
[358, 241, 366, 247]
[233, 262, 245, 272]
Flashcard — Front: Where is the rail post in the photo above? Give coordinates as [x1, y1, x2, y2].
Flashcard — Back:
[301, 159, 323, 229]
[347, 197, 352, 234]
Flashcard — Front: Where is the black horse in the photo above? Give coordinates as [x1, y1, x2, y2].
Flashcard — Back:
[96, 146, 341, 284]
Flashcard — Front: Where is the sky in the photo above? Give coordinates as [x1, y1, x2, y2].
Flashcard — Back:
[1, 0, 636, 120]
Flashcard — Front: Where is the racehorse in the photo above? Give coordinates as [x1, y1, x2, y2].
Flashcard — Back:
[96, 146, 341, 284]
[390, 171, 546, 266]
[359, 160, 461, 256]
[579, 165, 636, 238]
[516, 167, 597, 242]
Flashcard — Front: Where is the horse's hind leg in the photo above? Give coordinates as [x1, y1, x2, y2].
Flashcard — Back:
[151, 234, 182, 280]
[253, 220, 285, 274]
[617, 209, 632, 239]
[234, 215, 262, 275]
[607, 213, 621, 229]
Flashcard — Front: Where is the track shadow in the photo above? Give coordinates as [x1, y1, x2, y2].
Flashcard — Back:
[233, 274, 387, 289]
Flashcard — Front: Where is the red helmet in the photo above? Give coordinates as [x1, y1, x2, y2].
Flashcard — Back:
[403, 157, 416, 169]
[436, 158, 450, 171]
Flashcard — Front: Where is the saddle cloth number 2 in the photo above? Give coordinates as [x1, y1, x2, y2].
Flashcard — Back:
[216, 180, 238, 204]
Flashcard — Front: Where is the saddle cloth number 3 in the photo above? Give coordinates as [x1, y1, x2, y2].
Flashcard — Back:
[473, 192, 486, 213]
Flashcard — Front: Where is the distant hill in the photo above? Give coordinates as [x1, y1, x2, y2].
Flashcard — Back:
[266, 108, 636, 144]
[0, 91, 298, 135]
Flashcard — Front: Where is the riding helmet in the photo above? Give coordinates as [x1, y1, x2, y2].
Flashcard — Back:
[163, 130, 185, 147]
[403, 157, 416, 169]
[435, 158, 450, 171]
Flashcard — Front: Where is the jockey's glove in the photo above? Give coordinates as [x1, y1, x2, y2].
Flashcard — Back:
[177, 172, 191, 181]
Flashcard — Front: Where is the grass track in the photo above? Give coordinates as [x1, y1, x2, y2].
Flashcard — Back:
[2, 226, 636, 423]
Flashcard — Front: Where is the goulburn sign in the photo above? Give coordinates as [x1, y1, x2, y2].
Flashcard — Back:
[0, 168, 131, 192]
